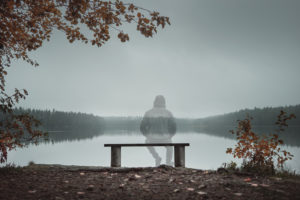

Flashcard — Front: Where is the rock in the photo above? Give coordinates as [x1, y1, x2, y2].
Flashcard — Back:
[28, 190, 36, 194]
[250, 183, 258, 187]
[79, 172, 85, 176]
[173, 189, 180, 193]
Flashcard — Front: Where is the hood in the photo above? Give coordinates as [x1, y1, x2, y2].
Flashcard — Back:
[153, 95, 166, 108]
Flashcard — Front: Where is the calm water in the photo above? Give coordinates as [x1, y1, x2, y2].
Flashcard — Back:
[6, 132, 300, 173]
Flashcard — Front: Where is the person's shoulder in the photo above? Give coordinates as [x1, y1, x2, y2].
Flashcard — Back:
[164, 109, 174, 117]
[144, 108, 155, 117]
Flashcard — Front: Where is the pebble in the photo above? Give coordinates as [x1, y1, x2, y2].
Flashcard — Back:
[173, 189, 180, 193]
[234, 193, 242, 196]
[186, 188, 195, 191]
[87, 185, 94, 191]
[134, 174, 141, 179]
[198, 184, 206, 189]
[197, 191, 207, 195]
[260, 184, 270, 187]
[77, 191, 85, 195]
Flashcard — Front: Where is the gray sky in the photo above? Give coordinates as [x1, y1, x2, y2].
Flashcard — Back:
[6, 0, 300, 118]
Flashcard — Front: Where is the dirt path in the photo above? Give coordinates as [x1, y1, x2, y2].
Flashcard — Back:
[0, 164, 299, 200]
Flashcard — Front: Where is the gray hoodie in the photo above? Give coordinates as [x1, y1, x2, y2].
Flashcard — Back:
[140, 95, 176, 139]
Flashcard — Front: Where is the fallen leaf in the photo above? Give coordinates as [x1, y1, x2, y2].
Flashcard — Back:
[119, 184, 125, 188]
[186, 188, 195, 191]
[79, 172, 85, 176]
[251, 183, 258, 187]
[64, 180, 69, 184]
[244, 177, 251, 182]
[28, 190, 36, 194]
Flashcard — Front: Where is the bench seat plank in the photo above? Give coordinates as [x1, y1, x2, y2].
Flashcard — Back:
[104, 143, 189, 147]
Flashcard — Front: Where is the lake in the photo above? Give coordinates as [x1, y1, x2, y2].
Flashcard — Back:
[6, 132, 300, 173]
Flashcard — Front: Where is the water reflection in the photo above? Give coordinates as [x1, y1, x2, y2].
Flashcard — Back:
[6, 132, 300, 174]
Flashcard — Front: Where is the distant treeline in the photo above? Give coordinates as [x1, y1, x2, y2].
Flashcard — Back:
[8, 108, 105, 143]
[194, 105, 300, 146]
[12, 108, 105, 133]
[194, 105, 300, 128]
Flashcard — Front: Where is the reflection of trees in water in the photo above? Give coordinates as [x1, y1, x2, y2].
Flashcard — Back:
[194, 126, 300, 147]
[45, 130, 104, 144]
[45, 124, 300, 148]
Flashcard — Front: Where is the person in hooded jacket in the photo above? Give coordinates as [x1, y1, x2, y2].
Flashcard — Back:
[140, 95, 176, 166]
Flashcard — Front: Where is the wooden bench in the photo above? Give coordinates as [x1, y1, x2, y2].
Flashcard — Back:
[104, 143, 190, 167]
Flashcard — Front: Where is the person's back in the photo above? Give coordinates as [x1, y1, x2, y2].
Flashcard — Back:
[140, 107, 176, 139]
[140, 95, 176, 166]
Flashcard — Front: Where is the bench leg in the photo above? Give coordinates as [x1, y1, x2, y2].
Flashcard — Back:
[174, 146, 185, 167]
[111, 146, 121, 167]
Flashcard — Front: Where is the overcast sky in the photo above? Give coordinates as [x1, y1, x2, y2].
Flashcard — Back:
[6, 0, 300, 118]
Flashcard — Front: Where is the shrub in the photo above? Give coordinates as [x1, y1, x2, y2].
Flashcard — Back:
[226, 110, 295, 175]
